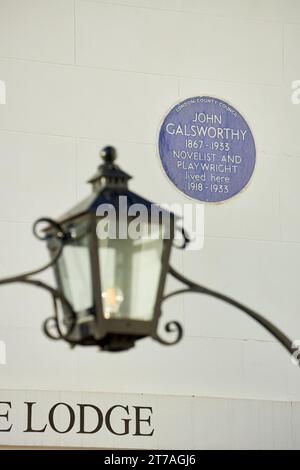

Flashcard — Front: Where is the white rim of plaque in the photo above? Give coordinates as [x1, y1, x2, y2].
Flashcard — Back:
[156, 95, 257, 205]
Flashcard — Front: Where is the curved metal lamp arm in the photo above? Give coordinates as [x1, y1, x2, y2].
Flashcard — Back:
[0, 218, 65, 285]
[168, 265, 296, 359]
[0, 218, 77, 343]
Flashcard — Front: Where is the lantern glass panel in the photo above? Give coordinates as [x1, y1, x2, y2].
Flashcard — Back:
[56, 219, 93, 313]
[98, 222, 164, 321]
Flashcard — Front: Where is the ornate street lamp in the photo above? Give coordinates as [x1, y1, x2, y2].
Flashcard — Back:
[0, 146, 297, 359]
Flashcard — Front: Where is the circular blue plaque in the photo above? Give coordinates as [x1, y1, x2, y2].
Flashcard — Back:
[158, 96, 256, 203]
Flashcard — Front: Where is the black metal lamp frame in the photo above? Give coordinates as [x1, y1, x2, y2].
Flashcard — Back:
[0, 145, 297, 361]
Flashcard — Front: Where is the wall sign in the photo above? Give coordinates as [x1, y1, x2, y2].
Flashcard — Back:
[158, 96, 256, 203]
[0, 390, 156, 449]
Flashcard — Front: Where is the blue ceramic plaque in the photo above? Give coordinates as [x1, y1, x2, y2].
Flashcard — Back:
[158, 96, 256, 203]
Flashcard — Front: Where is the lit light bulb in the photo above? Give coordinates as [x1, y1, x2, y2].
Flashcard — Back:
[102, 287, 124, 319]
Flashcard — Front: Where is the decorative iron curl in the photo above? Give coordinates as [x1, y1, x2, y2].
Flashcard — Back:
[172, 227, 190, 250]
[42, 294, 76, 343]
[0, 217, 77, 344]
[153, 320, 183, 346]
[33, 217, 66, 242]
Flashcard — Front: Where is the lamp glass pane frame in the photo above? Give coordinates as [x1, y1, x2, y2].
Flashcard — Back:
[94, 213, 174, 338]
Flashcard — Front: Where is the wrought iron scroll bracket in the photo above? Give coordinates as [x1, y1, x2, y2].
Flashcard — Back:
[0, 218, 77, 344]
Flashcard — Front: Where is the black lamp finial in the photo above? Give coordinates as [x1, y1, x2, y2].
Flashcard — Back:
[100, 146, 117, 165]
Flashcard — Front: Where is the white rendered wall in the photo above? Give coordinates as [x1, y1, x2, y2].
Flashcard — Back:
[0, 0, 300, 448]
